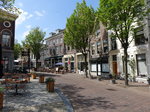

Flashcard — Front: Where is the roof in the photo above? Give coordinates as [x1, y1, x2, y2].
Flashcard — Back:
[45, 29, 65, 40]
[0, 8, 18, 20]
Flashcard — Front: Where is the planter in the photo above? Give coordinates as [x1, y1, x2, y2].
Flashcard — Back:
[32, 74, 36, 79]
[111, 79, 116, 84]
[39, 76, 45, 83]
[46, 82, 54, 92]
[0, 93, 3, 109]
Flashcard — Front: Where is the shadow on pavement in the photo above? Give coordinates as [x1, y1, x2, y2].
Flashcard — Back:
[56, 84, 117, 111]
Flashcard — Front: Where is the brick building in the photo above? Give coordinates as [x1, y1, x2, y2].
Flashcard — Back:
[0, 9, 18, 72]
[44, 29, 65, 68]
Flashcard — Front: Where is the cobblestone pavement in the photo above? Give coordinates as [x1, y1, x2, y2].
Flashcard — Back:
[54, 73, 150, 112]
[1, 78, 67, 112]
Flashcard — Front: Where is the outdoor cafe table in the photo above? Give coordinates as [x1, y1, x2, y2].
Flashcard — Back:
[6, 79, 27, 95]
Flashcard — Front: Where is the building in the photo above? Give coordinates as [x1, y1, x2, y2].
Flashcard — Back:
[44, 29, 65, 68]
[63, 46, 76, 72]
[146, 0, 150, 78]
[0, 9, 18, 72]
[108, 23, 148, 83]
[89, 23, 109, 77]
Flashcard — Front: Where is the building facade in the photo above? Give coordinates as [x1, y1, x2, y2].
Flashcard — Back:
[44, 29, 65, 68]
[63, 46, 76, 72]
[0, 9, 17, 72]
[108, 23, 148, 82]
[89, 23, 109, 77]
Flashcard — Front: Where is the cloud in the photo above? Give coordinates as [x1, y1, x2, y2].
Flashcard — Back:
[34, 10, 46, 17]
[25, 25, 31, 29]
[16, 9, 33, 27]
[17, 2, 23, 7]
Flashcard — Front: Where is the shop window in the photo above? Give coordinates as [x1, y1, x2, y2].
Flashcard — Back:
[102, 63, 109, 73]
[2, 31, 11, 47]
[136, 54, 147, 76]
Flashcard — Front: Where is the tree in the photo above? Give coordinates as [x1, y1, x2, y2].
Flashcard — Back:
[24, 27, 45, 69]
[0, 0, 20, 14]
[98, 0, 149, 85]
[14, 42, 22, 60]
[64, 0, 97, 77]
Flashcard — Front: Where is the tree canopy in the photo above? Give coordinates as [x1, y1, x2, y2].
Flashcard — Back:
[64, 0, 97, 77]
[24, 27, 45, 68]
[64, 0, 97, 54]
[0, 0, 20, 14]
[14, 42, 22, 60]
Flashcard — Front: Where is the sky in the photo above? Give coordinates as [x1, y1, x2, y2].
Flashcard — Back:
[14, 0, 100, 43]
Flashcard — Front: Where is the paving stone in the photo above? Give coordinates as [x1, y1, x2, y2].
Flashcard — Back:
[0, 78, 67, 112]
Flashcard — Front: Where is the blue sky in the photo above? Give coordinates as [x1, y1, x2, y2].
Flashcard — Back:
[14, 0, 99, 43]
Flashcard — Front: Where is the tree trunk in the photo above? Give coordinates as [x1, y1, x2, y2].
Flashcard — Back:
[84, 53, 88, 78]
[124, 47, 129, 86]
[35, 57, 38, 71]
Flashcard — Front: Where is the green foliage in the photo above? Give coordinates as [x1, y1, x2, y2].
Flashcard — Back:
[14, 42, 22, 60]
[45, 77, 55, 83]
[98, 0, 147, 44]
[24, 27, 45, 61]
[64, 0, 97, 54]
[0, 0, 20, 15]
[0, 0, 15, 9]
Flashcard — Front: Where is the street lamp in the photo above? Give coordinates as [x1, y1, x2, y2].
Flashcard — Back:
[0, 44, 3, 78]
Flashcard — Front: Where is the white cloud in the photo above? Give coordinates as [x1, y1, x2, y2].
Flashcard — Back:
[17, 2, 23, 7]
[34, 10, 46, 17]
[16, 9, 33, 27]
[25, 25, 31, 29]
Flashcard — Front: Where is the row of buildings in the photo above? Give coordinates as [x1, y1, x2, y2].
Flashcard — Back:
[40, 17, 149, 83]
[1, 1, 150, 83]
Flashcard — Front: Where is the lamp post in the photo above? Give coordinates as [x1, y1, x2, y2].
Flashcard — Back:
[28, 49, 30, 73]
[0, 44, 3, 78]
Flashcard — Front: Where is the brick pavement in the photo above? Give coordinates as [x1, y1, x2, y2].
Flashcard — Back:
[54, 73, 150, 112]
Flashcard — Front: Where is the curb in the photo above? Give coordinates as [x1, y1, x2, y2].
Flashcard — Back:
[55, 88, 74, 112]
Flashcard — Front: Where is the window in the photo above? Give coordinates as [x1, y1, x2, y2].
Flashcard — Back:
[136, 54, 147, 76]
[112, 55, 117, 61]
[97, 42, 101, 54]
[2, 31, 11, 47]
[104, 46, 108, 53]
[67, 46, 70, 51]
[91, 43, 95, 55]
[111, 38, 117, 50]
[60, 38, 63, 43]
[134, 26, 146, 45]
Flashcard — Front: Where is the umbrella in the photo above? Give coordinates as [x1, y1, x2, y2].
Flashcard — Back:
[55, 62, 63, 66]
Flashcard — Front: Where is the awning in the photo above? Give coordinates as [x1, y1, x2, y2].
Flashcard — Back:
[55, 62, 63, 66]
